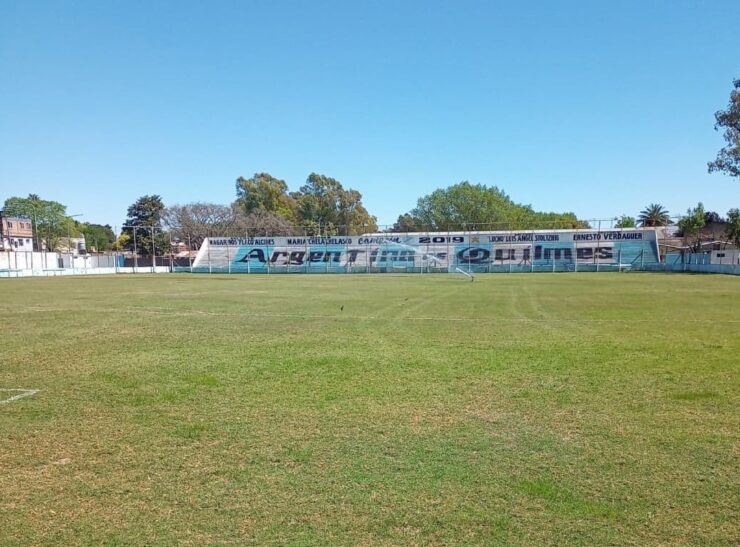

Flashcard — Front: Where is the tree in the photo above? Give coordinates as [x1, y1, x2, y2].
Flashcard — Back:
[708, 79, 740, 179]
[235, 173, 298, 221]
[292, 173, 377, 235]
[390, 213, 424, 233]
[410, 182, 514, 229]
[80, 223, 116, 252]
[164, 202, 238, 249]
[2, 194, 70, 250]
[703, 211, 723, 224]
[615, 215, 637, 228]
[112, 232, 130, 251]
[335, 187, 378, 235]
[396, 182, 586, 231]
[121, 195, 167, 256]
[638, 203, 671, 227]
[532, 211, 588, 229]
[725, 208, 740, 248]
[677, 202, 706, 252]
[233, 208, 297, 237]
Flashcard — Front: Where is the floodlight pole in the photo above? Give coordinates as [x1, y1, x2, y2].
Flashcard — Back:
[32, 211, 38, 252]
[168, 231, 173, 273]
[68, 214, 82, 268]
[596, 220, 601, 272]
[188, 234, 193, 273]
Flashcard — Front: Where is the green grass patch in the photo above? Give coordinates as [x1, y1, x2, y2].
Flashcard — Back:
[0, 272, 738, 545]
[671, 390, 719, 401]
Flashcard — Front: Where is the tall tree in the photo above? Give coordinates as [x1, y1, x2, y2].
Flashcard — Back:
[80, 223, 116, 252]
[121, 195, 167, 256]
[233, 208, 297, 237]
[2, 194, 70, 250]
[725, 208, 740, 248]
[397, 182, 585, 231]
[677, 202, 706, 252]
[390, 213, 424, 233]
[615, 215, 637, 228]
[703, 211, 723, 224]
[293, 173, 377, 235]
[638, 203, 671, 227]
[235, 173, 298, 221]
[164, 202, 238, 249]
[708, 78, 740, 179]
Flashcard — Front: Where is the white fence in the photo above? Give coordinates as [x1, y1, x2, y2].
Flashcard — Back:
[0, 251, 171, 278]
[3, 248, 739, 278]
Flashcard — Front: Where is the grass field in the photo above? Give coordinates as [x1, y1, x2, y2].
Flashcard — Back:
[0, 273, 738, 545]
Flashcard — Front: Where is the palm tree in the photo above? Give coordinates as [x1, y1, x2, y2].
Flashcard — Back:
[638, 203, 671, 227]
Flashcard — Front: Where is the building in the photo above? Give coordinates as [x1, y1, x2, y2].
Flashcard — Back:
[0, 212, 34, 251]
[57, 236, 87, 256]
[711, 250, 740, 265]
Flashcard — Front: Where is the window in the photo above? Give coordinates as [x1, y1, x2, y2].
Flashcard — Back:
[7, 221, 12, 228]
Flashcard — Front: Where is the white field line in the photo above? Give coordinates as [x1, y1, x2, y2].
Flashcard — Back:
[0, 389, 39, 405]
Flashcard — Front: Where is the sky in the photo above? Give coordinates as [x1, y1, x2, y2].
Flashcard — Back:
[1, 0, 739, 228]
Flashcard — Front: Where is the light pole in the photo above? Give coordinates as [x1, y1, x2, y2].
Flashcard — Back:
[67, 214, 83, 266]
[31, 211, 38, 251]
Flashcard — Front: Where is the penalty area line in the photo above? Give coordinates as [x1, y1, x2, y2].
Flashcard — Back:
[0, 389, 40, 405]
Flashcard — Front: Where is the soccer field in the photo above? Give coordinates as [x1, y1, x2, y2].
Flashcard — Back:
[1, 273, 738, 545]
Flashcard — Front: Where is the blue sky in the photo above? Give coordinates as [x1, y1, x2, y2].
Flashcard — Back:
[1, 0, 738, 228]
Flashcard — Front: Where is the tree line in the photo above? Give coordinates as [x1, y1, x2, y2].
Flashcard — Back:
[5, 182, 739, 256]
[1, 194, 115, 252]
[2, 78, 738, 254]
[114, 174, 592, 256]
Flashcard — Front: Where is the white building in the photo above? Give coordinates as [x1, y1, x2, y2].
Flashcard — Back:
[710, 250, 740, 265]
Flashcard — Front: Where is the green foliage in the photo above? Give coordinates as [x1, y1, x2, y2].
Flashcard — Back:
[233, 172, 377, 235]
[121, 195, 168, 255]
[391, 213, 424, 232]
[235, 173, 298, 221]
[708, 78, 740, 178]
[677, 202, 706, 251]
[725, 208, 740, 247]
[703, 211, 723, 224]
[112, 232, 130, 251]
[394, 182, 586, 231]
[638, 203, 671, 227]
[292, 173, 378, 235]
[80, 223, 116, 252]
[614, 215, 637, 228]
[0, 274, 738, 545]
[2, 194, 70, 250]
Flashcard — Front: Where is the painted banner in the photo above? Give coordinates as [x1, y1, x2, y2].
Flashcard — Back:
[190, 229, 659, 273]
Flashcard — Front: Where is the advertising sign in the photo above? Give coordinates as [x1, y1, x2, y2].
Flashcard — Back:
[192, 229, 659, 273]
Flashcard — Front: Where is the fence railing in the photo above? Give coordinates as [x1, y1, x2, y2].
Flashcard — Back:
[2, 221, 738, 277]
[0, 251, 181, 278]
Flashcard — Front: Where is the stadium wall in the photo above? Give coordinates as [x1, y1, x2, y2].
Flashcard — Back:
[0, 251, 171, 278]
[4, 231, 739, 278]
[188, 229, 665, 274]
